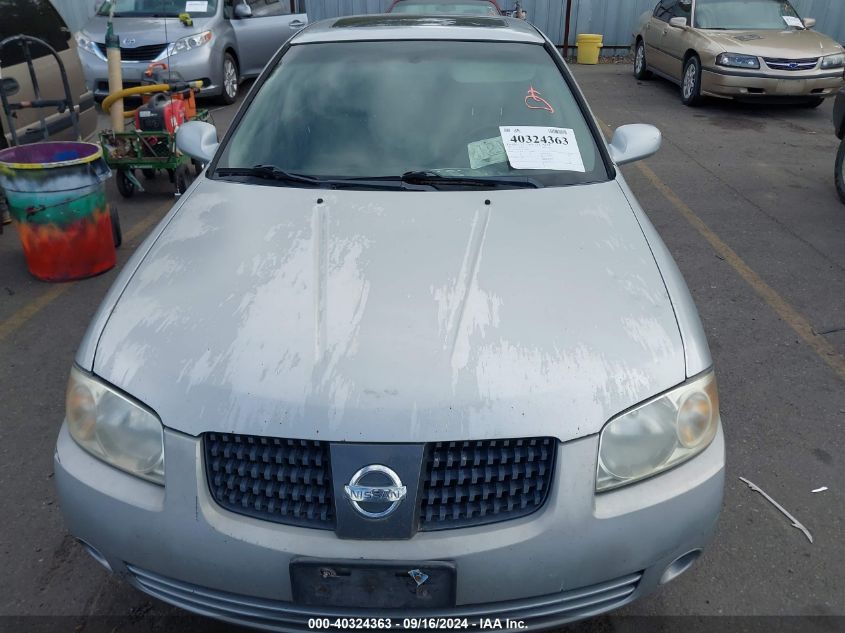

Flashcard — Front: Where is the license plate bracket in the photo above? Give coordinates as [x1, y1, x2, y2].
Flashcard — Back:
[290, 560, 456, 609]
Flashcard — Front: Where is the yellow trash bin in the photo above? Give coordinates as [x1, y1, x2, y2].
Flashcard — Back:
[576, 33, 603, 65]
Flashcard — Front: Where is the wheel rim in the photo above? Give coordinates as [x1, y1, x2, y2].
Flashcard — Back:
[224, 59, 237, 99]
[683, 63, 696, 99]
[635, 44, 645, 74]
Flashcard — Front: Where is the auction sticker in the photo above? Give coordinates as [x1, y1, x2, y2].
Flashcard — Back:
[499, 126, 585, 172]
[185, 1, 208, 11]
[782, 15, 803, 28]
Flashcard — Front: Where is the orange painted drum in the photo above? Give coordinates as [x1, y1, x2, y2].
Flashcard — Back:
[0, 142, 114, 281]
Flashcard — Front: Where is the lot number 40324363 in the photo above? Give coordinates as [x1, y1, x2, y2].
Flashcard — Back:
[509, 134, 568, 145]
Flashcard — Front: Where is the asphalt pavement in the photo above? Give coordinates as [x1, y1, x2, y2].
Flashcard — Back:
[0, 63, 843, 632]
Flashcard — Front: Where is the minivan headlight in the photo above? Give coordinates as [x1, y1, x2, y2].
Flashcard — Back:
[821, 53, 845, 69]
[597, 370, 719, 491]
[66, 366, 164, 484]
[167, 31, 213, 57]
[716, 53, 760, 69]
[75, 32, 104, 59]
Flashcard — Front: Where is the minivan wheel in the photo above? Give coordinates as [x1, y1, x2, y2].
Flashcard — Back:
[681, 56, 703, 107]
[634, 40, 652, 80]
[835, 140, 845, 205]
[219, 53, 239, 105]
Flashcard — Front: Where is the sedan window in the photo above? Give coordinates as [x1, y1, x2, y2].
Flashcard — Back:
[694, 0, 802, 30]
[215, 40, 609, 189]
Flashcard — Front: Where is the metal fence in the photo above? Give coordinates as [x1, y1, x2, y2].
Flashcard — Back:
[304, 0, 845, 54]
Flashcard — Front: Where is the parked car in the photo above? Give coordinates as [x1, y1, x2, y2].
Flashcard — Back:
[1, 0, 97, 225]
[835, 87, 845, 204]
[55, 14, 725, 629]
[388, 0, 501, 16]
[76, 0, 307, 104]
[633, 0, 845, 106]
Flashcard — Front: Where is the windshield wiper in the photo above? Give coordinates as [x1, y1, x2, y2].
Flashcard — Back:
[214, 165, 422, 190]
[398, 171, 541, 189]
[215, 165, 326, 186]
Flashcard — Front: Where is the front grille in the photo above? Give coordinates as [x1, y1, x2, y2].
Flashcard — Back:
[203, 434, 556, 531]
[419, 438, 555, 530]
[763, 57, 819, 71]
[127, 563, 641, 626]
[95, 42, 168, 61]
[204, 434, 335, 529]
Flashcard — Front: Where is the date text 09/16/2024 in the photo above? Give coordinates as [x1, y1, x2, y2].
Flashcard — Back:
[308, 618, 528, 630]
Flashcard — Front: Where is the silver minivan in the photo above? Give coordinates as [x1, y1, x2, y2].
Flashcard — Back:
[75, 0, 307, 103]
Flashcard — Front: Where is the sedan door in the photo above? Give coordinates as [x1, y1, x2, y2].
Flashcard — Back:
[659, 0, 693, 80]
[643, 0, 676, 74]
[227, 0, 307, 77]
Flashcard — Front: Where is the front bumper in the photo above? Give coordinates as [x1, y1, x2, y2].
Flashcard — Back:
[78, 46, 223, 100]
[701, 66, 844, 99]
[55, 423, 725, 631]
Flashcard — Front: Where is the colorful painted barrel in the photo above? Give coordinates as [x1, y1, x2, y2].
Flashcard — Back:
[0, 142, 114, 281]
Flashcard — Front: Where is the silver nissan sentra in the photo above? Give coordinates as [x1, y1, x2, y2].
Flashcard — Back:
[55, 15, 725, 630]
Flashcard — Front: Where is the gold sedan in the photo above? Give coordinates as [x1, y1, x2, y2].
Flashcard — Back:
[633, 0, 845, 107]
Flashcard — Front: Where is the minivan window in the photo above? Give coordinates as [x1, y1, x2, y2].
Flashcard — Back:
[216, 40, 608, 188]
[0, 0, 71, 66]
[97, 0, 219, 18]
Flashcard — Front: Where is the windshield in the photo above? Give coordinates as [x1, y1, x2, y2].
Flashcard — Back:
[97, 0, 218, 18]
[391, 1, 499, 16]
[694, 0, 802, 30]
[215, 41, 608, 189]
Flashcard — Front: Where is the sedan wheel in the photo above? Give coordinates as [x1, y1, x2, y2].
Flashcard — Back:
[634, 40, 652, 80]
[681, 56, 703, 107]
[219, 53, 239, 105]
[836, 140, 845, 205]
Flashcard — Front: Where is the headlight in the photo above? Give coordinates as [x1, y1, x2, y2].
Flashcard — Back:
[66, 366, 164, 484]
[597, 370, 719, 491]
[716, 53, 760, 69]
[167, 31, 213, 57]
[75, 32, 104, 59]
[821, 53, 845, 69]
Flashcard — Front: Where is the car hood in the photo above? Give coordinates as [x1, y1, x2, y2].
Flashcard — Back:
[93, 178, 686, 443]
[81, 15, 214, 44]
[703, 28, 843, 57]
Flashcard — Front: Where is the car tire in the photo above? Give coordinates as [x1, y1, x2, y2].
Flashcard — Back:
[681, 56, 703, 107]
[835, 140, 845, 205]
[116, 169, 135, 198]
[803, 97, 824, 109]
[218, 52, 239, 105]
[634, 40, 652, 80]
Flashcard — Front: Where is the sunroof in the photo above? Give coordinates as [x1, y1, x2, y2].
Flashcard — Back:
[332, 15, 509, 29]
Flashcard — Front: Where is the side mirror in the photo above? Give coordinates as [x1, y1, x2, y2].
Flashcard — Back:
[668, 17, 688, 28]
[176, 121, 219, 164]
[1, 77, 20, 97]
[802, 17, 816, 29]
[608, 124, 661, 166]
[234, 3, 252, 18]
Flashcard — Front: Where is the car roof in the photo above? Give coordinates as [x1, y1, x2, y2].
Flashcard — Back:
[291, 15, 545, 44]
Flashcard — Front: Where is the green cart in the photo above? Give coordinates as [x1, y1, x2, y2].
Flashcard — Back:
[99, 108, 211, 198]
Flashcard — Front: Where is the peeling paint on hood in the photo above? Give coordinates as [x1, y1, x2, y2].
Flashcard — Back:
[92, 178, 686, 442]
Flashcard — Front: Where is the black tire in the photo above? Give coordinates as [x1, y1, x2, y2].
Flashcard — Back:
[142, 168, 156, 180]
[681, 56, 704, 107]
[110, 207, 122, 248]
[116, 169, 135, 198]
[835, 140, 845, 205]
[218, 52, 239, 105]
[803, 97, 825, 109]
[192, 158, 204, 176]
[634, 39, 652, 80]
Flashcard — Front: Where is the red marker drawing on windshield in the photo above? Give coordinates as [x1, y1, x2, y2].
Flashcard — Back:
[525, 86, 554, 113]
